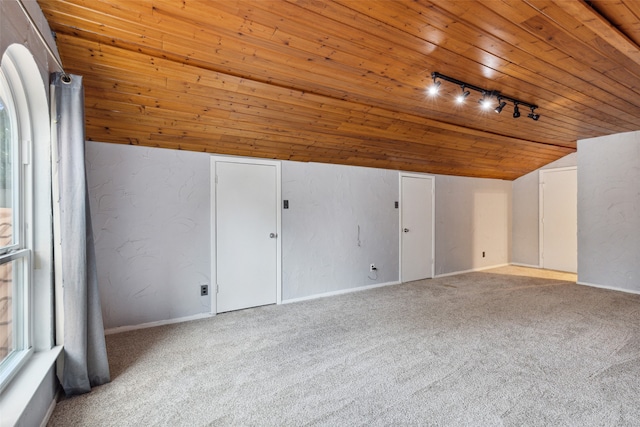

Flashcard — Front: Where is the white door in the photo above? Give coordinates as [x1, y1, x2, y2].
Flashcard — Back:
[214, 159, 280, 313]
[540, 167, 577, 273]
[400, 174, 434, 282]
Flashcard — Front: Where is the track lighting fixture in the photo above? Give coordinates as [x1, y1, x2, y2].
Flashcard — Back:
[513, 103, 521, 118]
[429, 72, 540, 121]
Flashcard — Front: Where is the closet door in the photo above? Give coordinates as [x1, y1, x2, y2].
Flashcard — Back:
[400, 174, 434, 282]
[213, 158, 281, 313]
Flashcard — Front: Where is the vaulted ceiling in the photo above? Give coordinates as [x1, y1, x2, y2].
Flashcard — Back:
[37, 0, 640, 180]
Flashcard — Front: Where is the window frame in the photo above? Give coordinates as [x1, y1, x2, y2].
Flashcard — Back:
[0, 55, 34, 393]
[0, 69, 21, 254]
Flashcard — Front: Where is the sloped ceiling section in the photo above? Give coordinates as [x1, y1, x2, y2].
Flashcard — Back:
[38, 0, 640, 180]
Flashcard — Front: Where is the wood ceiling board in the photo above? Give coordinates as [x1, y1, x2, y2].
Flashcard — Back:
[519, 2, 640, 95]
[43, 0, 640, 179]
[49, 3, 503, 117]
[77, 61, 568, 164]
[66, 34, 566, 149]
[435, 1, 640, 128]
[330, 0, 640, 138]
[530, 0, 640, 70]
[48, 1, 568, 139]
[588, 1, 640, 47]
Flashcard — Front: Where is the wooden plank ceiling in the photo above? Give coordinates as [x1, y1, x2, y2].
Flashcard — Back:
[37, 0, 640, 180]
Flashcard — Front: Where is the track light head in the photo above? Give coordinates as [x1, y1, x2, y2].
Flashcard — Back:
[456, 86, 470, 104]
[494, 99, 507, 114]
[513, 103, 521, 118]
[528, 107, 540, 121]
[428, 79, 441, 96]
[479, 93, 493, 110]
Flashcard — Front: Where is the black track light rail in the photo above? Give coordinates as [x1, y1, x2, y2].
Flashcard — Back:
[431, 72, 539, 114]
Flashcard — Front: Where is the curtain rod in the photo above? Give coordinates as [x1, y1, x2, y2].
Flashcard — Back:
[16, 0, 71, 82]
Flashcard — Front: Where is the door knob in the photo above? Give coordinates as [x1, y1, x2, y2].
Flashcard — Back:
[403, 228, 409, 233]
[270, 233, 278, 238]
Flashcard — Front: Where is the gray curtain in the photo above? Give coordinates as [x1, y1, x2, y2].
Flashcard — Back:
[52, 73, 110, 395]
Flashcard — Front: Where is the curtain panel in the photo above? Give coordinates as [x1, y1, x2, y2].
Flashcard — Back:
[51, 72, 110, 395]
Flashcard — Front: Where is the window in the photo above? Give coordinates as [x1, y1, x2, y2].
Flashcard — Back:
[0, 58, 33, 392]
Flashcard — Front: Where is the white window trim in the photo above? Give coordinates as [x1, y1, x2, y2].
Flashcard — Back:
[0, 345, 62, 427]
[0, 42, 53, 402]
[0, 56, 34, 394]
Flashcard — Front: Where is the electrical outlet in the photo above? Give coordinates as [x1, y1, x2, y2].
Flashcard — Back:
[370, 263, 377, 272]
[200, 284, 209, 296]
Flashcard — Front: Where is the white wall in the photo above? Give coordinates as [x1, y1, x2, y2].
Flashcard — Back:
[511, 153, 577, 266]
[0, 0, 56, 89]
[86, 142, 212, 329]
[434, 175, 511, 275]
[86, 144, 401, 323]
[578, 131, 640, 292]
[87, 143, 514, 327]
[282, 161, 398, 300]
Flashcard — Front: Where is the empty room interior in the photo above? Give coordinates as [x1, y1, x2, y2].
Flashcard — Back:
[2, 0, 640, 425]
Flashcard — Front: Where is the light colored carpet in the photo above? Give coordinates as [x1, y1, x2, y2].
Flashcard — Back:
[48, 267, 640, 426]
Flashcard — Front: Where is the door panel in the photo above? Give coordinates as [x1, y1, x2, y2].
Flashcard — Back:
[216, 161, 278, 313]
[541, 168, 577, 273]
[401, 175, 434, 282]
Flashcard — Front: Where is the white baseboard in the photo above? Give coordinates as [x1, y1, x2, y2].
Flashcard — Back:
[105, 312, 214, 335]
[282, 280, 401, 305]
[510, 262, 541, 268]
[434, 263, 510, 278]
[577, 281, 640, 296]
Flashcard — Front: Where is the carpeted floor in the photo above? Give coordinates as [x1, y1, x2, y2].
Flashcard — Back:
[48, 267, 640, 426]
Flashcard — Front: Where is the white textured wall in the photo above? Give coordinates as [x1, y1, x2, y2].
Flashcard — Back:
[86, 146, 400, 322]
[87, 144, 518, 323]
[511, 153, 577, 266]
[86, 142, 211, 329]
[578, 131, 640, 291]
[281, 161, 399, 300]
[511, 171, 539, 266]
[1, 0, 57, 90]
[434, 175, 511, 276]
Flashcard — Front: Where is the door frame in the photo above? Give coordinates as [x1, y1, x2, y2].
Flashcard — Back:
[210, 156, 282, 315]
[399, 172, 435, 282]
[538, 166, 577, 269]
